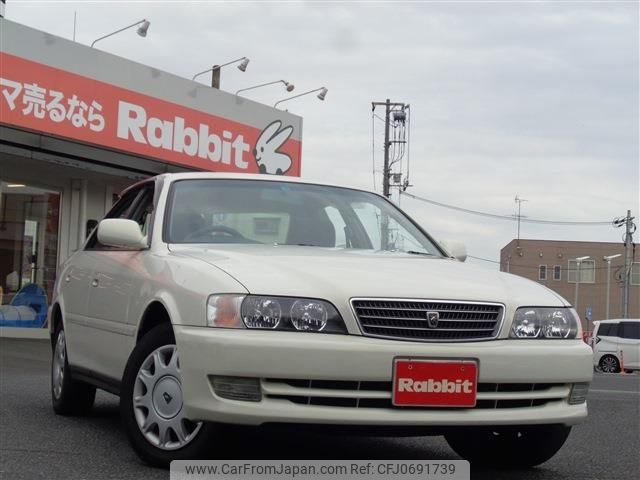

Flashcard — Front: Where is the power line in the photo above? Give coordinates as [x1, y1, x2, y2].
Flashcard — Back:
[401, 191, 613, 226]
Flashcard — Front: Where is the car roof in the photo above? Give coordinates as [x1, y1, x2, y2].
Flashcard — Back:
[160, 172, 359, 189]
[596, 319, 640, 324]
[119, 172, 380, 200]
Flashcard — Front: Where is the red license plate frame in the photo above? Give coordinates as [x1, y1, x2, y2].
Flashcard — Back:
[392, 358, 478, 407]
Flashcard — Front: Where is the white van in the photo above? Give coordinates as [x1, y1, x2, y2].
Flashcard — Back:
[592, 319, 640, 372]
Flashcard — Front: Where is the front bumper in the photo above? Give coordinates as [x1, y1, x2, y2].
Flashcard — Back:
[175, 326, 593, 427]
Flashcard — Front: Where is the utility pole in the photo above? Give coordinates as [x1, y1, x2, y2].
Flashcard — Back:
[371, 99, 406, 198]
[622, 210, 635, 318]
[615, 210, 636, 318]
[371, 98, 408, 251]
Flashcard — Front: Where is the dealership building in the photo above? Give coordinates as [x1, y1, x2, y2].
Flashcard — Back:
[500, 239, 639, 329]
[0, 18, 303, 331]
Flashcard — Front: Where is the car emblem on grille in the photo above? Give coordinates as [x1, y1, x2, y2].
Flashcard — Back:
[426, 311, 439, 328]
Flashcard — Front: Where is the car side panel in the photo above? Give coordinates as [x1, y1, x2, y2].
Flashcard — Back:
[593, 335, 620, 368]
[57, 254, 98, 370]
[78, 248, 249, 383]
[80, 250, 141, 380]
[618, 323, 640, 369]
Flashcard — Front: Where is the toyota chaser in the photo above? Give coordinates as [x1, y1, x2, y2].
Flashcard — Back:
[50, 173, 593, 467]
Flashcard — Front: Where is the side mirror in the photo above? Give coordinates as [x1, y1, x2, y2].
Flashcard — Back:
[97, 219, 147, 249]
[440, 240, 467, 262]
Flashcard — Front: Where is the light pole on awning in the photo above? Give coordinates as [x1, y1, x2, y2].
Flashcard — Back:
[603, 254, 622, 320]
[274, 87, 328, 109]
[91, 19, 150, 48]
[235, 80, 294, 97]
[192, 57, 250, 89]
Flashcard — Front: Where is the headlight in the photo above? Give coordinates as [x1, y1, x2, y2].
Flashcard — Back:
[242, 296, 282, 329]
[206, 294, 347, 333]
[510, 307, 579, 339]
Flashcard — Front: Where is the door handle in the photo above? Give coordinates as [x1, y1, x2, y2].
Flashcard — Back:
[91, 278, 99, 287]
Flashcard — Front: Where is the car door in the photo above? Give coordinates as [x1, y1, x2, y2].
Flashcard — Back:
[618, 322, 640, 369]
[70, 185, 149, 377]
[60, 251, 96, 366]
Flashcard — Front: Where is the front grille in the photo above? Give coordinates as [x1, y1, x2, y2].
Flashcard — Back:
[262, 378, 569, 410]
[351, 299, 504, 342]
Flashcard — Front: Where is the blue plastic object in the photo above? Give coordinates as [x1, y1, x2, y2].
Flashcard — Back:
[0, 283, 48, 328]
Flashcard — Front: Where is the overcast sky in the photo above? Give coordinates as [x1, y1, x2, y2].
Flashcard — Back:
[5, 1, 639, 268]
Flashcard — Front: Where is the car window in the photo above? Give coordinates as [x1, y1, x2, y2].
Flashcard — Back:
[350, 201, 429, 253]
[128, 187, 155, 236]
[165, 179, 443, 256]
[85, 183, 154, 250]
[620, 322, 640, 340]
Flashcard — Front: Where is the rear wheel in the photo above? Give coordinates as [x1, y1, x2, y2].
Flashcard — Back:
[51, 325, 96, 415]
[445, 425, 572, 468]
[120, 324, 219, 467]
[599, 355, 620, 373]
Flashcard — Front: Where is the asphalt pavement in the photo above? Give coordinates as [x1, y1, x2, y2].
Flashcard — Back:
[1, 338, 638, 480]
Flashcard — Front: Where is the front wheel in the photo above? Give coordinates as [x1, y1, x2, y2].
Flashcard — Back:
[599, 355, 620, 373]
[445, 425, 572, 468]
[120, 324, 220, 467]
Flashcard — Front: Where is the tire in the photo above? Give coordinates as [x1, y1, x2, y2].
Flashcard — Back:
[599, 355, 621, 373]
[51, 324, 96, 415]
[120, 324, 220, 467]
[445, 425, 572, 468]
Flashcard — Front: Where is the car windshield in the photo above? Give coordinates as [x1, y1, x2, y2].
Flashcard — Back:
[166, 179, 442, 256]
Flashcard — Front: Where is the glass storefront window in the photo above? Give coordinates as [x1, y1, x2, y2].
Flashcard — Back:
[0, 181, 60, 328]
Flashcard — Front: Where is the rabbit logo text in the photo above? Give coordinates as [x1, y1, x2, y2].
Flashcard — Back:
[254, 120, 294, 175]
[117, 101, 251, 169]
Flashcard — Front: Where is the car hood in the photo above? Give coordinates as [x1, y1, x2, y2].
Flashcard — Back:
[168, 244, 567, 308]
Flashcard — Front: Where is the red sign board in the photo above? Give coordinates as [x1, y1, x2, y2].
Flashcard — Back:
[0, 52, 301, 176]
[393, 359, 478, 407]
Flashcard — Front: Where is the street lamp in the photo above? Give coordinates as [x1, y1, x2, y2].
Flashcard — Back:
[573, 256, 590, 329]
[91, 19, 150, 48]
[274, 87, 328, 109]
[603, 254, 622, 320]
[192, 57, 250, 89]
[235, 80, 294, 97]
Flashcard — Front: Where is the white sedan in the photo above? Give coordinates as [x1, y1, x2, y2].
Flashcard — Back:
[50, 173, 592, 467]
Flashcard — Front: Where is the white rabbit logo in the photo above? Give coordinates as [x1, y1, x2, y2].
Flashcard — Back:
[254, 120, 294, 175]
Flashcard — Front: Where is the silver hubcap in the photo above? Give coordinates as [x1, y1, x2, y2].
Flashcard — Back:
[52, 331, 66, 399]
[601, 357, 618, 373]
[133, 345, 202, 450]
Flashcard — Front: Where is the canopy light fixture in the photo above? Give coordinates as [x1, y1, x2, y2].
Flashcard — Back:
[274, 87, 328, 109]
[235, 80, 295, 97]
[192, 57, 250, 89]
[91, 19, 151, 48]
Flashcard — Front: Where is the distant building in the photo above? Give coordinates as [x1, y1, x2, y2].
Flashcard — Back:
[500, 239, 639, 329]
